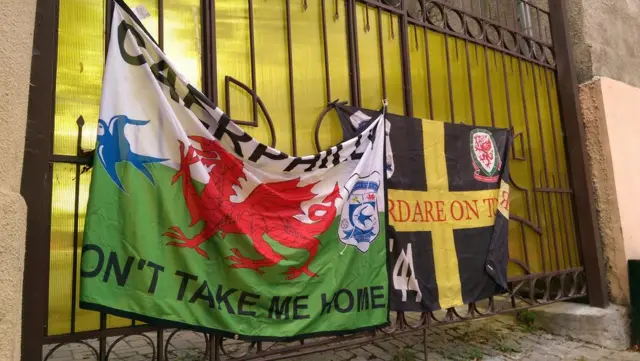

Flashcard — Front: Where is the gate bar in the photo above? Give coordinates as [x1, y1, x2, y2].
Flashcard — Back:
[20, 0, 60, 359]
[399, 0, 413, 116]
[549, 0, 608, 308]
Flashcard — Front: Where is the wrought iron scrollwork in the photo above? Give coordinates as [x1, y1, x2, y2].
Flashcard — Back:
[164, 330, 210, 360]
[314, 100, 348, 152]
[219, 337, 256, 359]
[224, 76, 277, 148]
[419, 0, 555, 68]
[42, 267, 585, 360]
[106, 334, 156, 360]
[44, 341, 99, 361]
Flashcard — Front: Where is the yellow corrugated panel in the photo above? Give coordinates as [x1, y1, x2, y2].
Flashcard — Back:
[48, 1, 578, 336]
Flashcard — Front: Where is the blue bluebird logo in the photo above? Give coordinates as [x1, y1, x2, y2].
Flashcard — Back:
[338, 176, 381, 253]
[96, 115, 167, 192]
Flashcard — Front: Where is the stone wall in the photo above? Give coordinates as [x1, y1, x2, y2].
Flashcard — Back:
[568, 0, 640, 88]
[0, 0, 37, 359]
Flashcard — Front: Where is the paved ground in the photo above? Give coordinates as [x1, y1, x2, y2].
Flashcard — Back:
[44, 314, 640, 360]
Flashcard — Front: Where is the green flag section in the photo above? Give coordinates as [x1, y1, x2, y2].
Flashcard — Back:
[80, 0, 388, 340]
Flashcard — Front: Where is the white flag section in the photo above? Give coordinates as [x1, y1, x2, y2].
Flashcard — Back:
[80, 0, 389, 340]
[101, 2, 386, 232]
[347, 110, 395, 179]
[392, 242, 423, 303]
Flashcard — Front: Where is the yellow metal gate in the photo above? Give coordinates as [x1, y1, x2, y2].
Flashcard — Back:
[22, 0, 605, 360]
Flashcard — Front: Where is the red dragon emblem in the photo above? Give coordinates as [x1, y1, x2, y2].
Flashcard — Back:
[474, 136, 494, 168]
[163, 136, 341, 280]
[470, 129, 501, 183]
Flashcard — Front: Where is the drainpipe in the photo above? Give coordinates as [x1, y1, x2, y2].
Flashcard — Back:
[517, 0, 534, 36]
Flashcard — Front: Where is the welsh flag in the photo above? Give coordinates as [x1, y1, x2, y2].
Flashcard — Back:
[79, 0, 388, 339]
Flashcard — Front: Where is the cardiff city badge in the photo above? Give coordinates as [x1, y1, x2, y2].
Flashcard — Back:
[470, 128, 501, 183]
[339, 173, 381, 253]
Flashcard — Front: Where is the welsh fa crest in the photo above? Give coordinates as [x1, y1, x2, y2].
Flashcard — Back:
[470, 129, 501, 183]
[339, 173, 381, 253]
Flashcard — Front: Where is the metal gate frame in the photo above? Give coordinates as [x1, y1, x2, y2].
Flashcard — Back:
[20, 0, 607, 360]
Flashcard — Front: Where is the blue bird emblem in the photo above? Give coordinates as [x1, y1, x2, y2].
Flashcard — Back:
[97, 115, 167, 192]
[357, 210, 373, 227]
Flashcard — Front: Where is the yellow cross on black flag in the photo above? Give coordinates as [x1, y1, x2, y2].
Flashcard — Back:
[336, 104, 511, 312]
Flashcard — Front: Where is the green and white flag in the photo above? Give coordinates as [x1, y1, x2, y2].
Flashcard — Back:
[79, 0, 388, 340]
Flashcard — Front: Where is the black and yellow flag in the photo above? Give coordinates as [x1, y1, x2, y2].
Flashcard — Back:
[336, 104, 511, 312]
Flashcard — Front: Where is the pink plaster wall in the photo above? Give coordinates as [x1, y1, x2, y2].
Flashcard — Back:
[599, 78, 640, 262]
[580, 76, 640, 304]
